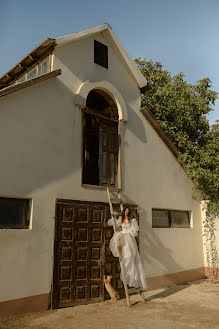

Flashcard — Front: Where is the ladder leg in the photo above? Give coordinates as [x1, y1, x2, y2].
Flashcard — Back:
[123, 280, 131, 306]
[120, 261, 131, 306]
[140, 290, 145, 302]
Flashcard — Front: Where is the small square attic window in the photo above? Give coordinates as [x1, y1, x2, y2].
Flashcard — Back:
[94, 40, 108, 69]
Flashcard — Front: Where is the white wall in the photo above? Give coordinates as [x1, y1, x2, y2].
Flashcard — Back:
[0, 31, 205, 303]
[124, 118, 205, 277]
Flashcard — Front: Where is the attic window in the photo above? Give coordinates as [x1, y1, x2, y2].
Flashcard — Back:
[94, 40, 108, 69]
[11, 55, 51, 86]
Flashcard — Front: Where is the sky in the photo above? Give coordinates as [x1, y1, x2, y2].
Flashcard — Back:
[0, 0, 218, 125]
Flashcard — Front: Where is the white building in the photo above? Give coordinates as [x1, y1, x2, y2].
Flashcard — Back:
[0, 24, 216, 319]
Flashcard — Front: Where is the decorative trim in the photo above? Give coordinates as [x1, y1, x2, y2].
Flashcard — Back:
[82, 184, 121, 191]
[76, 104, 119, 123]
[0, 293, 49, 320]
[0, 69, 61, 98]
[75, 80, 128, 122]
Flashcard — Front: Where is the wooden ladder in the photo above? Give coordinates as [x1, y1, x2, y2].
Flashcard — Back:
[106, 188, 145, 306]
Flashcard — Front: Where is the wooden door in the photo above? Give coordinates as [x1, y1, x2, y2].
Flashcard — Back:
[52, 199, 138, 308]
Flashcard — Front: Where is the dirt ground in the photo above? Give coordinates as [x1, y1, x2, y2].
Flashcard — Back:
[1, 279, 219, 329]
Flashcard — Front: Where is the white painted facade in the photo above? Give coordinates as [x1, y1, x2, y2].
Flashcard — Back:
[0, 25, 207, 306]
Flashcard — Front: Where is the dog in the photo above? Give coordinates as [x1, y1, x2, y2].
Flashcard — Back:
[104, 275, 120, 301]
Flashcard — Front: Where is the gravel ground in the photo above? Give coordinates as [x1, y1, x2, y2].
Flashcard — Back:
[1, 279, 219, 329]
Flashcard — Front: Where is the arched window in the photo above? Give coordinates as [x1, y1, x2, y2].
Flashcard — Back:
[82, 89, 119, 186]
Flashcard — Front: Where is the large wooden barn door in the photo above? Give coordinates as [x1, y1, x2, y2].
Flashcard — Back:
[52, 199, 138, 308]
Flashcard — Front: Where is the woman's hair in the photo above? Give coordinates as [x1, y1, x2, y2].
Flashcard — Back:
[121, 207, 131, 223]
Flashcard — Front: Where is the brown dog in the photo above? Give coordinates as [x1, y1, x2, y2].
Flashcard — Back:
[104, 275, 120, 301]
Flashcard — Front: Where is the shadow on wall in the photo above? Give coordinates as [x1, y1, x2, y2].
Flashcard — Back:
[125, 104, 147, 144]
[0, 71, 148, 197]
[139, 207, 186, 281]
[119, 109, 147, 200]
[55, 42, 148, 142]
[116, 192, 187, 286]
[0, 78, 81, 196]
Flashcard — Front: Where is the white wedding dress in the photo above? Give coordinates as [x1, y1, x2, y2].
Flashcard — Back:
[107, 217, 147, 291]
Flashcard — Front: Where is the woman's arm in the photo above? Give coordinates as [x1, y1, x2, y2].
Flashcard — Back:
[107, 216, 122, 227]
[128, 218, 139, 237]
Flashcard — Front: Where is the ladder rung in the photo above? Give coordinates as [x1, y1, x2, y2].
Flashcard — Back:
[128, 288, 141, 293]
[110, 199, 120, 203]
[128, 288, 145, 295]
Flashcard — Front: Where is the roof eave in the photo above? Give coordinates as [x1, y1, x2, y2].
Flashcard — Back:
[0, 24, 147, 91]
[0, 38, 56, 89]
[106, 28, 147, 89]
[55, 23, 109, 46]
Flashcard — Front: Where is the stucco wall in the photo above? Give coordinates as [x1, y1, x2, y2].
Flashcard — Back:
[52, 31, 140, 104]
[124, 118, 204, 277]
[0, 32, 205, 303]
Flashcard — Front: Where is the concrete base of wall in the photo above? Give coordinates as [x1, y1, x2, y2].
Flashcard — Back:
[0, 267, 211, 320]
[0, 293, 49, 320]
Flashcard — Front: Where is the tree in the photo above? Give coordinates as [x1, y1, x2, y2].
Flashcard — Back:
[182, 120, 219, 216]
[135, 58, 219, 215]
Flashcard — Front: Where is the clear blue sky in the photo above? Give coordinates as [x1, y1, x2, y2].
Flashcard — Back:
[1, 0, 218, 125]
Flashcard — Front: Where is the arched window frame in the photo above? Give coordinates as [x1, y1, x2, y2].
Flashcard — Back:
[75, 80, 128, 190]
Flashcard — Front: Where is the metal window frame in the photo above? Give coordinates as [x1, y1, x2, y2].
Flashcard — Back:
[170, 209, 191, 228]
[13, 52, 52, 85]
[152, 208, 191, 228]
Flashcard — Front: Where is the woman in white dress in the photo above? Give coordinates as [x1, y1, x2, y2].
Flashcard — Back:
[107, 207, 147, 291]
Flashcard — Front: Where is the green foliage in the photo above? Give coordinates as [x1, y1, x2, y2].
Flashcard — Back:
[135, 58, 219, 216]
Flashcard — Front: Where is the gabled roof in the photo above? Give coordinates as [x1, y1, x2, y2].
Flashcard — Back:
[0, 39, 55, 89]
[56, 23, 147, 90]
[0, 24, 147, 91]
